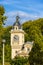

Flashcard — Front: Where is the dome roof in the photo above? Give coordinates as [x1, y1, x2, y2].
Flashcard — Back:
[13, 16, 21, 29]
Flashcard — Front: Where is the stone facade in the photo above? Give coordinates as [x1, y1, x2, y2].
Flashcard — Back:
[10, 16, 33, 59]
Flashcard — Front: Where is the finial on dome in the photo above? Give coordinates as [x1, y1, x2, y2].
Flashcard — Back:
[13, 15, 21, 29]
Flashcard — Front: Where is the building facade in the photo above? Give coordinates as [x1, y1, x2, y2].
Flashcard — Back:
[10, 16, 33, 59]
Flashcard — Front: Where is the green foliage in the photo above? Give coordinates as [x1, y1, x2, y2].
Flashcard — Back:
[4, 26, 12, 62]
[29, 43, 43, 65]
[0, 5, 43, 64]
[5, 44, 11, 62]
[0, 5, 7, 26]
[0, 5, 7, 41]
[0, 63, 2, 65]
[0, 5, 7, 63]
[11, 56, 28, 65]
[5, 62, 10, 65]
[0, 26, 12, 63]
[22, 18, 43, 50]
[3, 26, 12, 45]
[22, 19, 43, 65]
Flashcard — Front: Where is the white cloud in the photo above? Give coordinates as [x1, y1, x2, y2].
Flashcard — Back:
[4, 10, 40, 26]
[5, 10, 38, 20]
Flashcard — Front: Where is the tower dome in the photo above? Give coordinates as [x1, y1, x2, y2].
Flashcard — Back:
[13, 16, 21, 29]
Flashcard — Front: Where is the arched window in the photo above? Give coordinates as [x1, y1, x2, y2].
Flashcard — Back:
[15, 51, 18, 53]
[16, 27, 18, 30]
[27, 48, 30, 51]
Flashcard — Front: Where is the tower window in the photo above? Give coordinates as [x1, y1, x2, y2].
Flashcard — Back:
[16, 27, 17, 30]
[27, 48, 30, 51]
[15, 27, 18, 30]
[15, 51, 17, 53]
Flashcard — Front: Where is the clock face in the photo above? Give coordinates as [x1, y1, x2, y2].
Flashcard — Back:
[14, 35, 19, 42]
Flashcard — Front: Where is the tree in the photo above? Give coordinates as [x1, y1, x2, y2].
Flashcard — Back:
[22, 18, 43, 50]
[0, 5, 7, 63]
[11, 56, 28, 65]
[4, 26, 12, 62]
[0, 5, 7, 44]
[29, 43, 43, 65]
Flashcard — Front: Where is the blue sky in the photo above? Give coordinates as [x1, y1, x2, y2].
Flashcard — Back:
[0, 0, 43, 26]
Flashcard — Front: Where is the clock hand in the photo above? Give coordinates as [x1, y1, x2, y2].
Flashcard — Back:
[14, 37, 16, 39]
[14, 37, 17, 40]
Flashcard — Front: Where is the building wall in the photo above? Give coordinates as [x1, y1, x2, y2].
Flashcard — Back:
[11, 27, 33, 59]
[11, 31, 24, 46]
[11, 29, 25, 59]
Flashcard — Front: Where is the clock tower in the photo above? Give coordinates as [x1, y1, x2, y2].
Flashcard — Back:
[11, 16, 25, 59]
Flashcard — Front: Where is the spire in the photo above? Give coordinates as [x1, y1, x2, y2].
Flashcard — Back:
[13, 15, 21, 29]
[16, 15, 20, 22]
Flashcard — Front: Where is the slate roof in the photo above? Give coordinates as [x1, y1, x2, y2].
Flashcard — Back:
[13, 16, 21, 29]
